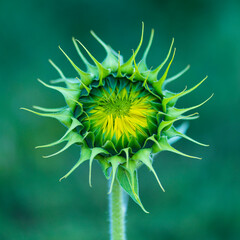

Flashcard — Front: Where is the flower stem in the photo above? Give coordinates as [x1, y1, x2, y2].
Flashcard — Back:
[109, 178, 127, 240]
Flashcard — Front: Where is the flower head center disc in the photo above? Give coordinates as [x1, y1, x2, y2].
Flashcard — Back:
[104, 98, 131, 118]
[79, 76, 161, 152]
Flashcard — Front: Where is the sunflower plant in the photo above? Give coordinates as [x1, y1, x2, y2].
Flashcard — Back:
[22, 23, 212, 240]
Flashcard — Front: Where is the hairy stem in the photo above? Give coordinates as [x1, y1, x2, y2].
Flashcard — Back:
[109, 178, 127, 240]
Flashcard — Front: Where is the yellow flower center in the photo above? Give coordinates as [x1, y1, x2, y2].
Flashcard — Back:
[79, 77, 161, 151]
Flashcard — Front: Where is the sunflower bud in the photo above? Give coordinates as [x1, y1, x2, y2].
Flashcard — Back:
[22, 23, 212, 212]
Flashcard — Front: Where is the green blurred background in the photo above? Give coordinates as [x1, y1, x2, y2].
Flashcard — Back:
[0, 0, 239, 239]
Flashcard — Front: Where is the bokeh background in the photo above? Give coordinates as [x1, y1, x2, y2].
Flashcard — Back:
[0, 0, 239, 239]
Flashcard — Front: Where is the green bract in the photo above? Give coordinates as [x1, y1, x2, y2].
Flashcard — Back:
[22, 23, 212, 212]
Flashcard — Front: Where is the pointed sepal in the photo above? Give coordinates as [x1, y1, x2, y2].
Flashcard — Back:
[48, 59, 79, 90]
[129, 50, 146, 82]
[59, 46, 94, 86]
[117, 161, 148, 213]
[132, 148, 165, 191]
[37, 79, 81, 111]
[162, 76, 208, 111]
[165, 94, 214, 120]
[89, 147, 109, 187]
[59, 145, 91, 181]
[72, 37, 98, 75]
[120, 22, 144, 75]
[90, 31, 119, 72]
[147, 38, 174, 83]
[138, 28, 154, 72]
[163, 65, 190, 87]
[75, 39, 110, 86]
[152, 136, 201, 159]
[20, 106, 73, 127]
[152, 48, 176, 95]
[42, 132, 84, 158]
[157, 113, 199, 137]
[36, 117, 82, 149]
[165, 126, 209, 147]
[107, 155, 125, 194]
[97, 155, 111, 179]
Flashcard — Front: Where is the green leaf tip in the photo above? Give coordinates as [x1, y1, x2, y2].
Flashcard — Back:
[152, 47, 176, 94]
[20, 106, 73, 127]
[107, 156, 125, 194]
[166, 93, 214, 120]
[48, 59, 66, 79]
[75, 39, 110, 86]
[166, 126, 209, 147]
[157, 112, 199, 137]
[153, 136, 202, 160]
[117, 166, 149, 213]
[164, 64, 190, 87]
[138, 28, 154, 72]
[90, 30, 118, 72]
[42, 132, 83, 158]
[72, 37, 97, 75]
[148, 37, 174, 83]
[36, 117, 82, 150]
[59, 146, 91, 182]
[120, 22, 144, 75]
[89, 148, 109, 187]
[37, 78, 81, 111]
[132, 149, 165, 192]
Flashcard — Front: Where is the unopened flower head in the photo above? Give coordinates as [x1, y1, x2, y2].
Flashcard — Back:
[22, 23, 212, 212]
